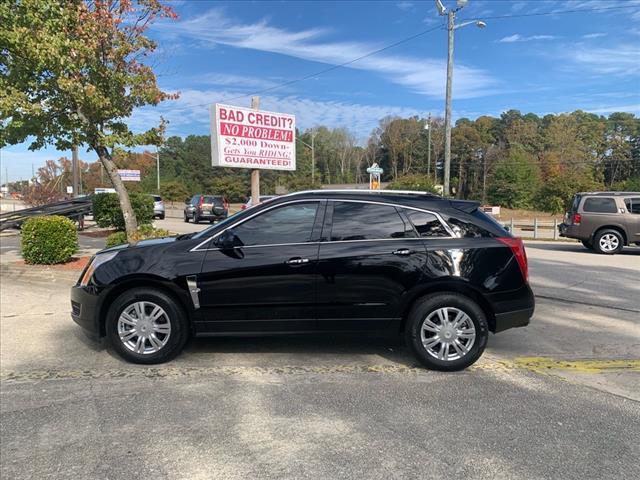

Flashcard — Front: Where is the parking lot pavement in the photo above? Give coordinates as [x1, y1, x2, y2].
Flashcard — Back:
[153, 216, 212, 235]
[1, 241, 639, 479]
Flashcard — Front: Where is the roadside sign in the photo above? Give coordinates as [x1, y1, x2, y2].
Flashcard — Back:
[66, 186, 73, 194]
[366, 166, 384, 174]
[117, 169, 141, 182]
[210, 103, 296, 171]
[367, 163, 383, 190]
[94, 188, 117, 194]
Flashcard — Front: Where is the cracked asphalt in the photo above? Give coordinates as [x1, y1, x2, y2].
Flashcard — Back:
[1, 238, 639, 479]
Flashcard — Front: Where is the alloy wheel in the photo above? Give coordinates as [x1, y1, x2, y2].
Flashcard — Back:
[117, 301, 171, 355]
[599, 233, 619, 253]
[420, 307, 476, 361]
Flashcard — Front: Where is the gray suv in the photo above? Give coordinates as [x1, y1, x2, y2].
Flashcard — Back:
[559, 192, 640, 254]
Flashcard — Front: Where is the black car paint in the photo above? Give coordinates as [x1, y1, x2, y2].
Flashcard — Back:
[71, 192, 534, 339]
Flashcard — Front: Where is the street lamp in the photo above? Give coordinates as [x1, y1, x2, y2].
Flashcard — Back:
[435, 0, 486, 197]
[424, 113, 432, 182]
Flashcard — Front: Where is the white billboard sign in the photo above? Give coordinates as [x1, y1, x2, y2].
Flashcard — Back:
[117, 169, 141, 182]
[210, 103, 296, 171]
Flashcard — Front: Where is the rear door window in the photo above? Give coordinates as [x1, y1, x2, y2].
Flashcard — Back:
[625, 198, 640, 214]
[582, 197, 617, 213]
[329, 202, 414, 241]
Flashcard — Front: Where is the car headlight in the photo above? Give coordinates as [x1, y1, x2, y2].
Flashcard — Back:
[79, 251, 119, 287]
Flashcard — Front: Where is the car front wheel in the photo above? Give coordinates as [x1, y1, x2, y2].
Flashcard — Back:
[106, 288, 189, 364]
[183, 212, 189, 223]
[405, 293, 488, 371]
[594, 229, 624, 255]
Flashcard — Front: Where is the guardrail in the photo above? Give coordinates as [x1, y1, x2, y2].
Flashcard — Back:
[502, 218, 561, 240]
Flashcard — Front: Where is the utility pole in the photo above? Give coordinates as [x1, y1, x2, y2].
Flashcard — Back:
[156, 147, 160, 192]
[72, 145, 79, 197]
[436, 0, 486, 197]
[425, 113, 432, 181]
[311, 130, 316, 185]
[250, 96, 260, 205]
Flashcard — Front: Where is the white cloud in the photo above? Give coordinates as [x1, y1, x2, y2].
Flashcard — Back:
[162, 8, 497, 99]
[585, 104, 640, 114]
[130, 88, 427, 139]
[582, 33, 607, 39]
[186, 73, 281, 90]
[396, 1, 414, 11]
[498, 34, 557, 43]
[566, 44, 640, 76]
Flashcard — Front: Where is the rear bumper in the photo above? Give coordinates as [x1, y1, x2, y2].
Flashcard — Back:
[70, 285, 102, 337]
[487, 284, 535, 333]
[559, 223, 586, 241]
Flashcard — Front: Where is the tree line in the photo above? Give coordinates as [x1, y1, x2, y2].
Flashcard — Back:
[18, 109, 639, 214]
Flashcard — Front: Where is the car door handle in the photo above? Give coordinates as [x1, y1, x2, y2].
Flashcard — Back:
[392, 248, 413, 256]
[286, 257, 310, 265]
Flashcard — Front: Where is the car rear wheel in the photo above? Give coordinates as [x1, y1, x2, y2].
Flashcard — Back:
[106, 288, 189, 364]
[193, 214, 200, 224]
[594, 229, 624, 255]
[183, 213, 189, 223]
[405, 293, 488, 371]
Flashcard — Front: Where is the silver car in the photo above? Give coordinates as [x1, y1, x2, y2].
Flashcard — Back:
[151, 195, 165, 220]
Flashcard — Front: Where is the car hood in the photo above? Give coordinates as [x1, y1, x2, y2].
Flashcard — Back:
[99, 236, 178, 254]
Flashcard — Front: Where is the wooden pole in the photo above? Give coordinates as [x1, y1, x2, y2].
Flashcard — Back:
[251, 96, 260, 205]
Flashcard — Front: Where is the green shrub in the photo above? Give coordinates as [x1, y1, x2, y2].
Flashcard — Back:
[105, 226, 171, 247]
[533, 175, 602, 214]
[387, 174, 438, 194]
[93, 192, 153, 230]
[160, 180, 190, 202]
[21, 216, 78, 264]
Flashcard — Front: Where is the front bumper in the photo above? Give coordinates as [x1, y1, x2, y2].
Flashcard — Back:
[71, 285, 102, 337]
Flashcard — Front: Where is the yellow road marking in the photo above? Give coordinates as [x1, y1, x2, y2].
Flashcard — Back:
[513, 357, 640, 374]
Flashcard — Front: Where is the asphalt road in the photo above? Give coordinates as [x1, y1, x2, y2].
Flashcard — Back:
[1, 235, 639, 479]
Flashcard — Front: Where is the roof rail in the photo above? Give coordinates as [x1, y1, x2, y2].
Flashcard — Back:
[286, 189, 441, 197]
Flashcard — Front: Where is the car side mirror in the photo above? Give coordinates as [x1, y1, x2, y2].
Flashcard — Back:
[185, 198, 191, 204]
[216, 229, 241, 250]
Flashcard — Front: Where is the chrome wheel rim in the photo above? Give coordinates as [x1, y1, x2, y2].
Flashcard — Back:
[599, 234, 619, 252]
[420, 307, 476, 361]
[117, 301, 171, 355]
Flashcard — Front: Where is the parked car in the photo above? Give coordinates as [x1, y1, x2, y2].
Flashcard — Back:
[184, 194, 228, 223]
[559, 191, 640, 254]
[241, 195, 278, 210]
[151, 195, 165, 220]
[71, 190, 534, 371]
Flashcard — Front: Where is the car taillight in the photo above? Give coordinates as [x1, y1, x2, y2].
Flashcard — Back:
[223, 198, 229, 210]
[198, 196, 204, 208]
[572, 213, 581, 225]
[497, 237, 529, 283]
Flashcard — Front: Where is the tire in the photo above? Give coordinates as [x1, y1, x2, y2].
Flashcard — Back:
[159, 214, 165, 220]
[593, 229, 624, 255]
[105, 287, 189, 364]
[183, 213, 189, 223]
[581, 239, 593, 250]
[193, 214, 200, 224]
[404, 293, 489, 371]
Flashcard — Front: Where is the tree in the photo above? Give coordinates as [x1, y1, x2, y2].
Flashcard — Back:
[0, 0, 178, 242]
[487, 147, 540, 209]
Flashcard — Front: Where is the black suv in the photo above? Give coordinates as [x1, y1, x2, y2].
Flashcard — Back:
[184, 194, 228, 223]
[71, 190, 534, 371]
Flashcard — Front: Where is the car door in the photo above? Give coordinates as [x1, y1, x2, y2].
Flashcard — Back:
[195, 200, 325, 334]
[316, 200, 428, 332]
[623, 197, 640, 243]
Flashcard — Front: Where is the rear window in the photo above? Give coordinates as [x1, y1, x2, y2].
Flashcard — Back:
[582, 197, 617, 213]
[404, 210, 450, 238]
[625, 198, 640, 214]
[570, 195, 582, 212]
[152, 195, 162, 202]
[204, 196, 224, 205]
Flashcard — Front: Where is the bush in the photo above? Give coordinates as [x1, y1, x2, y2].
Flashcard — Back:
[387, 174, 438, 193]
[93, 192, 153, 230]
[105, 225, 171, 247]
[534, 175, 602, 214]
[21, 216, 78, 264]
[160, 180, 190, 202]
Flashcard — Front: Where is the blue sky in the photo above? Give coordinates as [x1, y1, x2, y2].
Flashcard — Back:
[2, 0, 640, 182]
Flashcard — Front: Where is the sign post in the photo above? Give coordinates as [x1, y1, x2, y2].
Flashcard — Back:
[250, 96, 260, 206]
[210, 101, 296, 202]
[366, 163, 383, 190]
